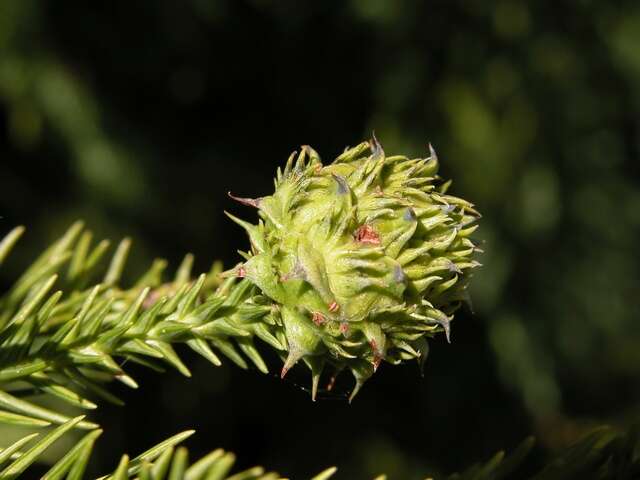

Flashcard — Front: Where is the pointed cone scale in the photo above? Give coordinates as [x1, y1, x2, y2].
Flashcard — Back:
[349, 381, 364, 403]
[331, 174, 350, 195]
[304, 357, 325, 401]
[440, 319, 452, 343]
[312, 372, 320, 401]
[280, 305, 324, 367]
[361, 323, 386, 370]
[280, 349, 303, 379]
[228, 192, 261, 208]
[369, 132, 384, 159]
[348, 361, 374, 403]
[220, 264, 245, 278]
[428, 142, 438, 160]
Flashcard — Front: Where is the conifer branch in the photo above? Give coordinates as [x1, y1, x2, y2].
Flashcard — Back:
[0, 222, 284, 426]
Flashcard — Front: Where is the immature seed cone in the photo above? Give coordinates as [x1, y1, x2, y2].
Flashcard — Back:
[227, 138, 480, 400]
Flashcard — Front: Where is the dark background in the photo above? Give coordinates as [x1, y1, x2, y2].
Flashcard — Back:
[1, 1, 639, 478]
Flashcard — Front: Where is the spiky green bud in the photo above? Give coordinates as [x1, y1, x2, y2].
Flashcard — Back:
[227, 138, 480, 399]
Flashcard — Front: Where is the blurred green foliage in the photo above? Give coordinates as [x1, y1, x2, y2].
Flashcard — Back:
[0, 1, 639, 478]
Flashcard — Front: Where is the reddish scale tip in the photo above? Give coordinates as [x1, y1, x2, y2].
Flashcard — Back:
[237, 266, 246, 278]
[328, 301, 340, 313]
[312, 312, 326, 326]
[326, 375, 337, 392]
[355, 224, 381, 245]
[373, 357, 382, 372]
[339, 322, 349, 334]
[370, 339, 383, 371]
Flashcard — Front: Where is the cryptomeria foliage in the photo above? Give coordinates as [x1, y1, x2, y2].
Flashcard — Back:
[0, 141, 637, 478]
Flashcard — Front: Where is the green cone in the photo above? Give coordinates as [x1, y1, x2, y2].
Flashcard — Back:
[227, 137, 480, 399]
